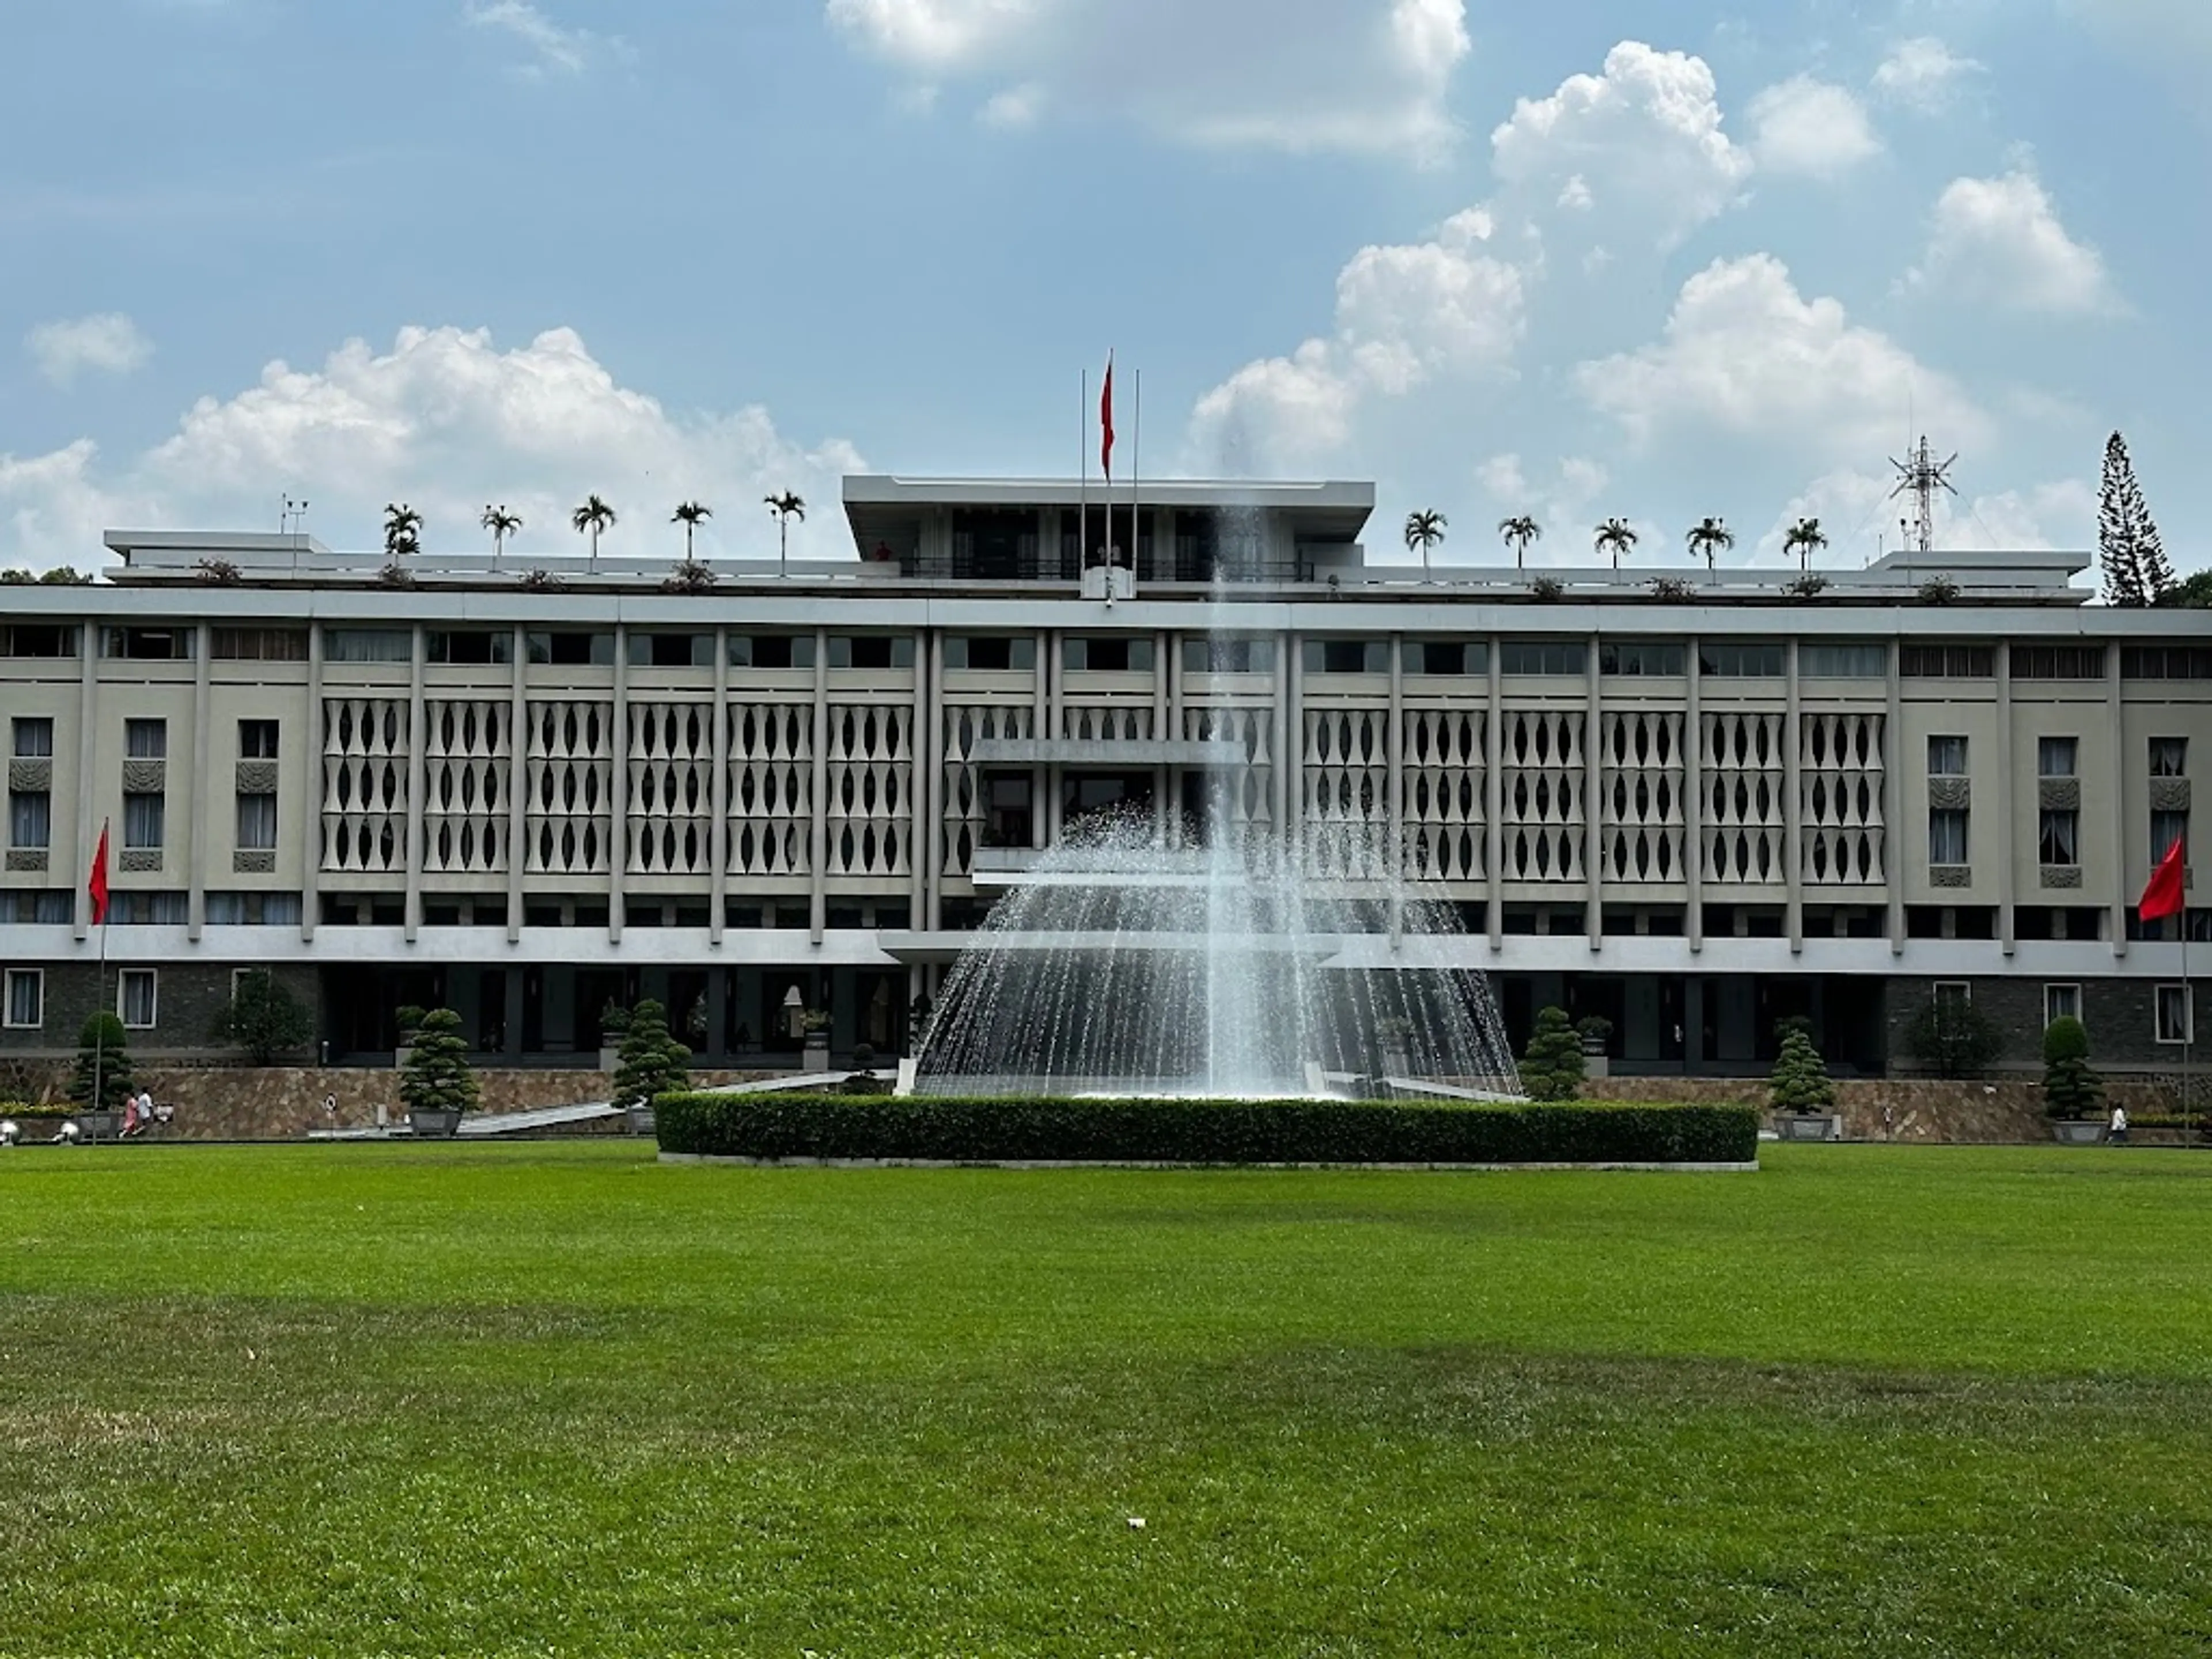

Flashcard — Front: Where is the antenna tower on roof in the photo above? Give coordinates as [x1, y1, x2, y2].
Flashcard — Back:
[1888, 438, 1957, 555]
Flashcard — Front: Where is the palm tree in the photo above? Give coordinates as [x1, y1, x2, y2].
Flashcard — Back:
[1498, 514, 1541, 570]
[1403, 509, 1447, 580]
[1783, 516, 1829, 573]
[764, 491, 806, 577]
[571, 495, 616, 569]
[382, 502, 423, 561]
[1686, 515, 1734, 572]
[1594, 517, 1638, 572]
[672, 501, 712, 560]
[481, 504, 521, 566]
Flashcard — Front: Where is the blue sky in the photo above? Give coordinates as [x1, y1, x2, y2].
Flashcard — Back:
[2, 0, 2206, 573]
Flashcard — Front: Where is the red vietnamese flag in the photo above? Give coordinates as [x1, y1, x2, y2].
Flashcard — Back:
[87, 820, 111, 926]
[1100, 353, 1115, 481]
[2141, 834, 2187, 923]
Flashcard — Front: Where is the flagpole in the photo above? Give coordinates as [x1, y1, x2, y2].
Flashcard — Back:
[1079, 368, 1088, 575]
[91, 817, 109, 1126]
[1132, 367, 1140, 581]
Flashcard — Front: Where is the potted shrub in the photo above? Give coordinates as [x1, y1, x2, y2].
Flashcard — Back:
[1519, 1006, 1584, 1101]
[68, 1012, 134, 1141]
[1768, 1021, 1839, 1141]
[399, 1007, 478, 1137]
[598, 1001, 631, 1073]
[393, 1004, 426, 1070]
[611, 998, 689, 1135]
[1574, 1015, 1614, 1081]
[2041, 1016, 2105, 1143]
[801, 1009, 832, 1073]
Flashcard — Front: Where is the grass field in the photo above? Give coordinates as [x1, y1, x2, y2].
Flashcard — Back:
[3, 1143, 2209, 1657]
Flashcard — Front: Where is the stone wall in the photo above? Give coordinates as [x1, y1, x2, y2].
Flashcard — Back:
[1597, 1075, 2186, 1143]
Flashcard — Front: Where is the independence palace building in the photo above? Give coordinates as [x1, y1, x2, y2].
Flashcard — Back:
[2, 475, 2207, 1078]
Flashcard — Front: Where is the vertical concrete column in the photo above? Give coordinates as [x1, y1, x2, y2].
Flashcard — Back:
[1484, 635, 1503, 949]
[1685, 635, 1703, 953]
[502, 965, 525, 1060]
[703, 964, 729, 1063]
[911, 626, 930, 924]
[1785, 638, 1804, 954]
[1046, 631, 1065, 845]
[1885, 641, 1906, 955]
[1996, 643, 2016, 956]
[709, 627, 729, 945]
[301, 623, 323, 944]
[187, 622, 213, 942]
[608, 626, 629, 942]
[1584, 632, 1603, 950]
[1683, 973, 1706, 1075]
[73, 619, 99, 944]
[2108, 645, 2128, 960]
[923, 630, 945, 930]
[1271, 630, 1293, 842]
[1387, 633, 1403, 947]
[1153, 628, 1171, 840]
[1032, 628, 1050, 851]
[1167, 631, 1186, 851]
[1285, 628, 1304, 851]
[403, 624, 427, 944]
[506, 626, 527, 945]
[809, 626, 829, 942]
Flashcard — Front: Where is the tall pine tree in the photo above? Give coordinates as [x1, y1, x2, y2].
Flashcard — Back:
[2099, 432, 2171, 606]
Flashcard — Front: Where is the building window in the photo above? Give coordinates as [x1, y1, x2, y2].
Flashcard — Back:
[2151, 809, 2188, 864]
[1405, 640, 1485, 676]
[103, 627, 194, 661]
[2123, 645, 2212, 680]
[12, 717, 54, 758]
[1064, 636, 1153, 672]
[1927, 736, 1967, 776]
[123, 791, 166, 850]
[427, 629, 513, 665]
[126, 719, 168, 759]
[2037, 737, 2077, 778]
[211, 627, 309, 662]
[1798, 643, 1886, 677]
[982, 772, 1032, 847]
[108, 891, 188, 925]
[2010, 645, 2107, 680]
[2039, 808, 2078, 865]
[1933, 981, 1971, 1014]
[327, 627, 415, 664]
[1183, 637, 1276, 673]
[1598, 641, 1687, 676]
[1301, 638, 1388, 675]
[626, 632, 714, 669]
[238, 719, 279, 760]
[1498, 640, 1586, 676]
[525, 631, 616, 667]
[2044, 984, 2081, 1028]
[3, 968, 41, 1029]
[944, 635, 1037, 672]
[1900, 644, 1995, 678]
[726, 634, 815, 669]
[1, 624, 78, 658]
[1929, 808, 1969, 865]
[828, 635, 915, 670]
[2150, 737, 2188, 778]
[2157, 984, 2193, 1044]
[205, 891, 303, 925]
[118, 969, 157, 1029]
[1697, 643, 1787, 677]
[8, 788, 50, 850]
[7, 891, 73, 924]
[236, 793, 278, 850]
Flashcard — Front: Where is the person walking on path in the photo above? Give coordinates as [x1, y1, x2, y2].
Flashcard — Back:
[2108, 1103, 2129, 1145]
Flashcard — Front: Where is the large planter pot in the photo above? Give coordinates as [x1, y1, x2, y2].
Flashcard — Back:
[599, 1047, 622, 1073]
[408, 1108, 461, 1139]
[393, 1046, 414, 1071]
[1776, 1113, 1839, 1142]
[74, 1111, 120, 1142]
[2052, 1119, 2105, 1145]
[802, 1035, 831, 1075]
[626, 1105, 656, 1137]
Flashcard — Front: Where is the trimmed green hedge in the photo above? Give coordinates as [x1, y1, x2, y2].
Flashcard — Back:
[655, 1093, 1759, 1166]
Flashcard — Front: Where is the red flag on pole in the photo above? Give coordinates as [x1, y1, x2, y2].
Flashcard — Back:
[2141, 834, 2187, 922]
[87, 820, 111, 926]
[1100, 353, 1115, 481]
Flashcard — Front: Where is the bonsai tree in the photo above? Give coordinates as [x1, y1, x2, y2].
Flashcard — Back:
[1520, 1005, 1585, 1102]
[612, 998, 690, 1113]
[210, 969, 313, 1065]
[70, 1011, 135, 1113]
[1904, 991, 2002, 1079]
[2041, 1016, 2104, 1120]
[1769, 1025, 1836, 1115]
[399, 1007, 479, 1120]
[1574, 1014, 1613, 1053]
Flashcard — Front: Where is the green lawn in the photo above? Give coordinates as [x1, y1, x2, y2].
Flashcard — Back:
[2, 1143, 2209, 1657]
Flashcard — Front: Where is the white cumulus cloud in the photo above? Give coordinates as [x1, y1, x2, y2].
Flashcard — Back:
[1747, 75, 1881, 179]
[464, 1, 624, 78]
[1758, 469, 2094, 563]
[825, 0, 1471, 161]
[1872, 37, 1981, 111]
[1577, 253, 1988, 463]
[25, 313, 154, 387]
[0, 325, 862, 573]
[1904, 169, 2118, 315]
